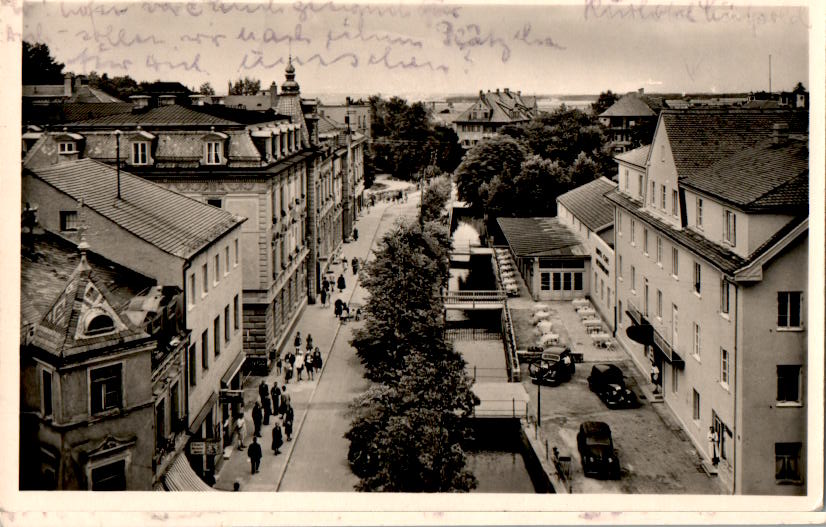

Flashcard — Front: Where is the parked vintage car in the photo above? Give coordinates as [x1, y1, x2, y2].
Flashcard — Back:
[587, 363, 640, 409]
[527, 347, 575, 386]
[576, 421, 621, 479]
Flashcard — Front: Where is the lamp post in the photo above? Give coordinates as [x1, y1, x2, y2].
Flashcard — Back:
[114, 129, 122, 199]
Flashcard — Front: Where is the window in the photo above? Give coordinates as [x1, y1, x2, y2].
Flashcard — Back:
[214, 254, 220, 285]
[563, 273, 572, 291]
[656, 237, 662, 264]
[671, 367, 679, 393]
[206, 198, 222, 208]
[777, 292, 802, 328]
[60, 211, 78, 231]
[552, 273, 561, 290]
[657, 289, 663, 318]
[630, 219, 636, 245]
[693, 262, 701, 294]
[720, 348, 729, 386]
[205, 141, 222, 164]
[91, 460, 126, 491]
[638, 174, 643, 198]
[234, 239, 239, 267]
[696, 197, 703, 227]
[671, 247, 679, 277]
[775, 443, 802, 483]
[630, 265, 636, 292]
[594, 272, 598, 292]
[213, 317, 221, 356]
[131, 142, 149, 165]
[90, 364, 122, 415]
[618, 300, 623, 324]
[202, 263, 208, 295]
[720, 279, 730, 314]
[540, 273, 550, 291]
[188, 344, 197, 386]
[692, 322, 701, 359]
[672, 190, 678, 216]
[643, 278, 649, 316]
[643, 228, 649, 255]
[224, 306, 231, 342]
[777, 365, 802, 404]
[233, 295, 240, 331]
[188, 274, 196, 308]
[600, 279, 605, 300]
[617, 212, 623, 235]
[692, 389, 700, 420]
[724, 210, 736, 246]
[624, 169, 629, 191]
[618, 254, 623, 279]
[650, 181, 656, 205]
[42, 370, 53, 418]
[660, 144, 665, 162]
[155, 399, 166, 444]
[201, 330, 209, 370]
[58, 141, 77, 154]
[224, 246, 230, 276]
[660, 184, 666, 209]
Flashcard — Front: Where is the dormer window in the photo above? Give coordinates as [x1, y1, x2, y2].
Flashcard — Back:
[58, 142, 77, 154]
[131, 142, 149, 165]
[86, 313, 116, 335]
[205, 141, 222, 165]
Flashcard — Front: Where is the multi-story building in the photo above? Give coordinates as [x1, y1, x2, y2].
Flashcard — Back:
[598, 89, 661, 153]
[453, 88, 537, 148]
[607, 108, 808, 494]
[22, 158, 246, 482]
[556, 177, 618, 330]
[318, 98, 371, 141]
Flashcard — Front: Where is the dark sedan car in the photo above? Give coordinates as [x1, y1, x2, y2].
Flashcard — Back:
[577, 421, 621, 479]
[528, 347, 575, 386]
[587, 363, 639, 409]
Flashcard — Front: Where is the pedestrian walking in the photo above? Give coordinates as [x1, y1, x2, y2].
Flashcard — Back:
[306, 333, 313, 351]
[293, 332, 302, 354]
[306, 352, 314, 380]
[258, 381, 268, 402]
[280, 387, 291, 415]
[342, 259, 348, 273]
[295, 350, 305, 381]
[351, 257, 359, 275]
[271, 383, 281, 416]
[252, 402, 263, 437]
[248, 437, 262, 474]
[272, 422, 283, 454]
[263, 394, 272, 425]
[235, 413, 246, 450]
[322, 276, 329, 292]
[284, 360, 293, 384]
[337, 274, 346, 293]
[284, 406, 294, 441]
[320, 288, 327, 307]
[313, 347, 322, 370]
[276, 355, 283, 375]
[355, 307, 362, 321]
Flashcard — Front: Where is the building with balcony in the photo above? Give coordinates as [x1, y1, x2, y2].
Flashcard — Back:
[556, 177, 618, 330]
[22, 158, 246, 484]
[454, 88, 537, 149]
[598, 89, 661, 153]
[607, 108, 808, 494]
[19, 225, 190, 490]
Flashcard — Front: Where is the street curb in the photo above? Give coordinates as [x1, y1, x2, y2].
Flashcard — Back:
[274, 199, 399, 491]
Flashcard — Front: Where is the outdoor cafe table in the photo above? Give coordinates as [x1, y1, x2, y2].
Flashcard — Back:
[539, 333, 560, 346]
[582, 318, 603, 331]
[531, 310, 551, 322]
[591, 333, 613, 347]
[577, 307, 596, 319]
[572, 298, 590, 307]
[536, 320, 553, 332]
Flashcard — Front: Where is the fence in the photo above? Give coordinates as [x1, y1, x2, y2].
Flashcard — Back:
[524, 415, 574, 493]
[501, 302, 521, 382]
[445, 328, 502, 341]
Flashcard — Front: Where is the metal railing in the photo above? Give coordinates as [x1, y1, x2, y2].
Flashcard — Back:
[443, 290, 506, 305]
[501, 301, 521, 382]
[445, 328, 502, 341]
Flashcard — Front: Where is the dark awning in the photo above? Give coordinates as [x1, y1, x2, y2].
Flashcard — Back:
[220, 351, 246, 388]
[188, 391, 219, 435]
[652, 328, 685, 369]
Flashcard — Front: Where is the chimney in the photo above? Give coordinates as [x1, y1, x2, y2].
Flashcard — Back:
[517, 90, 521, 96]
[270, 81, 278, 108]
[771, 122, 789, 144]
[64, 73, 73, 97]
[158, 94, 176, 107]
[189, 94, 206, 106]
[479, 90, 484, 98]
[638, 88, 644, 95]
[74, 75, 84, 90]
[504, 87, 510, 95]
[130, 95, 150, 111]
[496, 88, 500, 94]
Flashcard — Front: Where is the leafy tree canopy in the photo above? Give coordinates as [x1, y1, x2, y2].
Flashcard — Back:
[591, 90, 618, 116]
[22, 41, 65, 85]
[198, 82, 216, 95]
[454, 136, 526, 211]
[228, 77, 261, 95]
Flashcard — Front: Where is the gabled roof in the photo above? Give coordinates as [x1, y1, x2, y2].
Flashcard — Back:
[614, 144, 650, 168]
[67, 104, 243, 127]
[556, 177, 617, 232]
[62, 103, 133, 122]
[497, 217, 587, 258]
[600, 93, 656, 118]
[454, 90, 537, 124]
[318, 114, 345, 135]
[659, 109, 808, 176]
[681, 137, 808, 211]
[25, 159, 245, 259]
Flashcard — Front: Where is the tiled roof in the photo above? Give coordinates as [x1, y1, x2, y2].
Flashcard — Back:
[600, 93, 656, 118]
[26, 159, 245, 259]
[318, 114, 345, 134]
[189, 105, 286, 125]
[497, 217, 587, 258]
[62, 103, 133, 122]
[614, 144, 650, 168]
[276, 94, 310, 147]
[681, 138, 808, 211]
[557, 177, 617, 232]
[72, 86, 124, 103]
[660, 109, 808, 176]
[455, 90, 537, 124]
[606, 189, 746, 274]
[67, 104, 242, 127]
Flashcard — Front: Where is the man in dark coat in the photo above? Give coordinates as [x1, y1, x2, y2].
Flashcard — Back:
[259, 381, 271, 425]
[252, 402, 263, 437]
[284, 406, 294, 441]
[272, 422, 283, 454]
[337, 274, 346, 293]
[334, 299, 343, 318]
[271, 384, 281, 417]
[248, 437, 262, 474]
[280, 386, 291, 415]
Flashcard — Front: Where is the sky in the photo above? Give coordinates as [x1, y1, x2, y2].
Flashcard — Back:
[20, 0, 811, 100]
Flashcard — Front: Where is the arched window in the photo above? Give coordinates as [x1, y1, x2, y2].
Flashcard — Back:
[86, 313, 115, 336]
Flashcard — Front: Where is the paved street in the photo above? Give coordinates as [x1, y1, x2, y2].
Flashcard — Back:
[215, 175, 417, 492]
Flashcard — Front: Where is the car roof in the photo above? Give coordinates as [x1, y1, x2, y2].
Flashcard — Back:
[581, 421, 612, 435]
[591, 363, 622, 374]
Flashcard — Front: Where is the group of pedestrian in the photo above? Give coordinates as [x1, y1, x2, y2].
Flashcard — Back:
[281, 332, 323, 384]
[243, 379, 297, 475]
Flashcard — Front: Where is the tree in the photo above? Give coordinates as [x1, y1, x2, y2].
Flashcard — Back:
[88, 73, 142, 100]
[420, 175, 452, 224]
[454, 136, 526, 211]
[568, 152, 601, 188]
[198, 82, 216, 95]
[522, 106, 607, 168]
[228, 77, 261, 95]
[22, 41, 65, 85]
[591, 90, 618, 116]
[487, 155, 570, 217]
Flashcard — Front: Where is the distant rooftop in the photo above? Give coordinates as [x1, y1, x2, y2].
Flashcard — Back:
[556, 177, 617, 233]
[497, 217, 587, 258]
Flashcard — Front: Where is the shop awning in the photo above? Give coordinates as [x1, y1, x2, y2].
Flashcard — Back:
[188, 391, 219, 435]
[651, 328, 685, 369]
[163, 454, 216, 491]
[220, 351, 246, 388]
